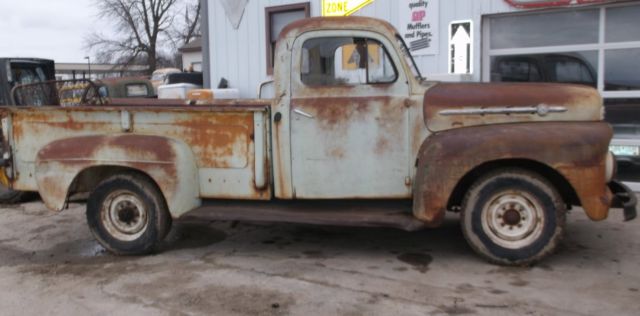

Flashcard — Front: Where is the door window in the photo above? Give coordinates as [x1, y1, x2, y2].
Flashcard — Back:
[300, 37, 397, 86]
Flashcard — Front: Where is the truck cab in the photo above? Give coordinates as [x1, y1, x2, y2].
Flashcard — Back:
[0, 58, 56, 106]
[0, 58, 55, 203]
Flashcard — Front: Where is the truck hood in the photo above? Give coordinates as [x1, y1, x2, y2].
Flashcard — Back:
[423, 82, 603, 132]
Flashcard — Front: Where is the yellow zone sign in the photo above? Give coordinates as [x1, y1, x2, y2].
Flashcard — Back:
[322, 0, 375, 17]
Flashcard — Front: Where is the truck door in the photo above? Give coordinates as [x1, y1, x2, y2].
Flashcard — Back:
[289, 32, 411, 199]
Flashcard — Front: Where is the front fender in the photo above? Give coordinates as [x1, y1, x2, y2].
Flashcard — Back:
[413, 122, 613, 226]
[35, 134, 200, 218]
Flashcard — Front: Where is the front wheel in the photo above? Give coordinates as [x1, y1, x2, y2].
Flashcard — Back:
[460, 169, 566, 266]
[87, 173, 171, 255]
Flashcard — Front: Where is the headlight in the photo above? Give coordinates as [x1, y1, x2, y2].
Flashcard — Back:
[609, 145, 639, 157]
[605, 151, 617, 183]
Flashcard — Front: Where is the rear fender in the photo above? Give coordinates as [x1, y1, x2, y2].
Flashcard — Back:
[35, 134, 200, 218]
[413, 122, 613, 226]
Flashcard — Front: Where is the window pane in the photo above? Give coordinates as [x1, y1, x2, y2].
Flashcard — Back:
[126, 84, 149, 97]
[301, 37, 397, 86]
[606, 99, 640, 127]
[606, 5, 640, 43]
[270, 10, 306, 41]
[493, 57, 542, 82]
[605, 48, 640, 91]
[367, 40, 397, 84]
[490, 51, 597, 87]
[301, 37, 358, 86]
[547, 54, 597, 84]
[490, 9, 599, 49]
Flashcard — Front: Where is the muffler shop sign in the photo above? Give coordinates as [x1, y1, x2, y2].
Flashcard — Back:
[505, 0, 615, 8]
[322, 0, 375, 16]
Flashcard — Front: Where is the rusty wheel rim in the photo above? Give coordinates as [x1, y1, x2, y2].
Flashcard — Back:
[481, 191, 545, 249]
[101, 190, 149, 242]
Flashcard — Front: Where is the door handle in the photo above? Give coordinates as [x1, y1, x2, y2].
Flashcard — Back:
[293, 108, 315, 119]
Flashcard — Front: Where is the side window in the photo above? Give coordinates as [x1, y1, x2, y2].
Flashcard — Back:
[125, 84, 150, 97]
[551, 57, 595, 84]
[301, 37, 398, 86]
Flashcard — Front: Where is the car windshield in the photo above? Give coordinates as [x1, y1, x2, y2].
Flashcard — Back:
[395, 35, 423, 81]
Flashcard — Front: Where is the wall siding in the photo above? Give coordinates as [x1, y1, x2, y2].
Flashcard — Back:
[205, 0, 525, 97]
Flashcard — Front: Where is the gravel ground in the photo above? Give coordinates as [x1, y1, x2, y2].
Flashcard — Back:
[0, 198, 639, 316]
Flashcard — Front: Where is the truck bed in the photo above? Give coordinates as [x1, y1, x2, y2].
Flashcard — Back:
[1, 101, 272, 207]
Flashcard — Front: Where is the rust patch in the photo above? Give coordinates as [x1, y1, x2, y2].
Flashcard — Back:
[375, 138, 391, 155]
[35, 135, 180, 211]
[278, 16, 399, 42]
[424, 82, 602, 132]
[413, 122, 613, 226]
[11, 110, 118, 143]
[292, 95, 407, 162]
[37, 135, 176, 165]
[425, 82, 591, 109]
[273, 113, 288, 198]
[293, 96, 396, 128]
[327, 147, 345, 159]
[155, 112, 254, 169]
[106, 98, 270, 108]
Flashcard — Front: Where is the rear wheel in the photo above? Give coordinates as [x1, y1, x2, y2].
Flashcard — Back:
[87, 173, 171, 255]
[460, 169, 565, 266]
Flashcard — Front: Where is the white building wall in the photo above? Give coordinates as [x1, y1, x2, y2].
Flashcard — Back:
[205, 0, 525, 97]
[182, 51, 203, 72]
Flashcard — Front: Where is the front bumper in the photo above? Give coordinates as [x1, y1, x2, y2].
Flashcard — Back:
[609, 180, 638, 221]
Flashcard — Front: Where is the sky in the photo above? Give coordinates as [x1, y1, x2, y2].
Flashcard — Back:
[0, 0, 111, 63]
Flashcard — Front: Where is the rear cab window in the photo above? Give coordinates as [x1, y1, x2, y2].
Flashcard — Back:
[126, 83, 150, 97]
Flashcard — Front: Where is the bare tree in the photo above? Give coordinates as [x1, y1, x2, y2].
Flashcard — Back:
[86, 0, 200, 74]
[170, 1, 201, 46]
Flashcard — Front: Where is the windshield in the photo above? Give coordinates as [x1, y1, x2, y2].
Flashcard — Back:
[395, 35, 423, 81]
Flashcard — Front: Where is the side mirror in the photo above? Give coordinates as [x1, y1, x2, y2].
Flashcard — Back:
[257, 79, 274, 99]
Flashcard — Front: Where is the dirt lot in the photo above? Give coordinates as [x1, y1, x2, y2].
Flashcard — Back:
[0, 199, 639, 316]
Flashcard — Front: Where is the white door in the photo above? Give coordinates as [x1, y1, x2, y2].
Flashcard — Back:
[289, 32, 411, 199]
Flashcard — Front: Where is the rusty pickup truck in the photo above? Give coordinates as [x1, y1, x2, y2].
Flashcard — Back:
[0, 17, 636, 265]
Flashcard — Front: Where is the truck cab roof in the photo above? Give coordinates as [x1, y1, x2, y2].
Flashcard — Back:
[279, 16, 399, 41]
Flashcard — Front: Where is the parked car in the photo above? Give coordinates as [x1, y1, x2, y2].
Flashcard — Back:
[0, 58, 56, 106]
[150, 68, 181, 93]
[491, 54, 597, 86]
[492, 53, 640, 190]
[157, 72, 204, 99]
[0, 17, 635, 265]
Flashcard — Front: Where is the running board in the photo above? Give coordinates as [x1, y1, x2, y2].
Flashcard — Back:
[181, 200, 427, 231]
